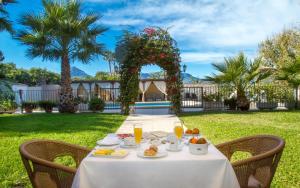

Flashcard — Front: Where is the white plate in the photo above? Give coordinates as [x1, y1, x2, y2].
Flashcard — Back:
[92, 150, 129, 159]
[137, 150, 168, 158]
[166, 144, 184, 152]
[96, 139, 121, 146]
[120, 142, 137, 148]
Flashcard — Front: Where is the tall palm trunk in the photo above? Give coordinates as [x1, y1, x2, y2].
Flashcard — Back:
[59, 54, 75, 113]
[108, 61, 112, 75]
[237, 89, 250, 111]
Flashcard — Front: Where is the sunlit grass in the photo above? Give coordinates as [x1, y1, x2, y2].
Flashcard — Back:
[180, 111, 300, 188]
[0, 113, 126, 188]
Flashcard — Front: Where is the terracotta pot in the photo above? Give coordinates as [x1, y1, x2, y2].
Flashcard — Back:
[25, 107, 33, 113]
[45, 107, 53, 113]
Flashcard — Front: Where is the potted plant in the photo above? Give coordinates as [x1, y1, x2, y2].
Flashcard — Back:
[72, 97, 86, 112]
[38, 101, 57, 113]
[0, 100, 18, 114]
[224, 97, 237, 110]
[22, 102, 37, 113]
[256, 85, 278, 110]
[88, 97, 105, 112]
[202, 92, 224, 110]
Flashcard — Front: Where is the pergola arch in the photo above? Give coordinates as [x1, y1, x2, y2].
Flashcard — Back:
[116, 27, 182, 114]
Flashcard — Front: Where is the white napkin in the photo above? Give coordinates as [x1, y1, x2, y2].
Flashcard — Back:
[98, 134, 120, 146]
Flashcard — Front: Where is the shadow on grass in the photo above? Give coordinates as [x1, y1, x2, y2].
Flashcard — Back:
[0, 113, 126, 134]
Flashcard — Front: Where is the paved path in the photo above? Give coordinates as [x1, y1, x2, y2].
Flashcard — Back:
[116, 114, 187, 134]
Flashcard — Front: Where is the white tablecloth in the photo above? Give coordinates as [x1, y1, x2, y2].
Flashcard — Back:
[72, 144, 240, 188]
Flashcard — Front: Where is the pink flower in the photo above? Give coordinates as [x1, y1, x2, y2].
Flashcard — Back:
[144, 28, 156, 36]
[160, 53, 166, 58]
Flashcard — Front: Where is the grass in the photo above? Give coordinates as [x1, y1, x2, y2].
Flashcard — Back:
[1, 111, 299, 187]
[180, 110, 300, 188]
[0, 113, 127, 188]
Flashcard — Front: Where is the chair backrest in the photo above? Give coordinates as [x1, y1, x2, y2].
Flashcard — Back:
[19, 139, 89, 188]
[224, 135, 285, 188]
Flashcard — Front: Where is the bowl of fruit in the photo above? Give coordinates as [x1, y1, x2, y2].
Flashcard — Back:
[188, 137, 208, 155]
[185, 128, 200, 136]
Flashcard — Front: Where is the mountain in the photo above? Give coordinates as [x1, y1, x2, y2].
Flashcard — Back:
[71, 66, 90, 78]
[70, 66, 201, 83]
[181, 72, 201, 84]
[140, 73, 150, 79]
[139, 72, 201, 84]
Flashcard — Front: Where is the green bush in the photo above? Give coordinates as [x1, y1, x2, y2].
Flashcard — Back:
[202, 92, 222, 102]
[0, 80, 15, 101]
[88, 97, 105, 112]
[0, 100, 17, 112]
[38, 101, 57, 113]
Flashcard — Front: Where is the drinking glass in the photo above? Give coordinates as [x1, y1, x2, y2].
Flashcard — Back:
[174, 121, 183, 142]
[134, 124, 143, 147]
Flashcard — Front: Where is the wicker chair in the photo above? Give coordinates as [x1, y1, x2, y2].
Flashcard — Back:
[19, 139, 91, 188]
[216, 135, 285, 188]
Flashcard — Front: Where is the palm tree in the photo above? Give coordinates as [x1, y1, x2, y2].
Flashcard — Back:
[0, 0, 15, 34]
[0, 51, 4, 62]
[182, 64, 187, 73]
[0, 0, 16, 61]
[103, 51, 116, 75]
[17, 0, 107, 112]
[206, 52, 270, 110]
[275, 56, 300, 107]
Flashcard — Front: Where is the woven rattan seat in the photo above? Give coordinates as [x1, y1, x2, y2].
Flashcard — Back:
[19, 139, 91, 188]
[216, 135, 285, 188]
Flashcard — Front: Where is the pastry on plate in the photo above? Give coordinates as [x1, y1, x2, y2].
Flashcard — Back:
[144, 144, 158, 156]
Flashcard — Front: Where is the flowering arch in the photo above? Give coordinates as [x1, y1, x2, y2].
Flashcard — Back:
[116, 27, 182, 115]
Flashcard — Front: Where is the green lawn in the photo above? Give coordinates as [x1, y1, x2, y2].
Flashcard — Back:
[0, 113, 127, 188]
[1, 111, 299, 188]
[180, 111, 300, 188]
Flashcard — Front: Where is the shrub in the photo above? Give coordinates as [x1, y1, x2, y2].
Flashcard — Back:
[224, 98, 237, 110]
[73, 97, 86, 105]
[202, 93, 222, 102]
[38, 101, 57, 113]
[89, 97, 105, 112]
[0, 100, 17, 113]
[22, 102, 37, 113]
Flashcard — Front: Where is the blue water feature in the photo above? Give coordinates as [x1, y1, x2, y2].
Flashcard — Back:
[105, 102, 172, 109]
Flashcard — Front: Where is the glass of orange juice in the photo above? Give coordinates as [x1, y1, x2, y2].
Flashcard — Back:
[134, 124, 143, 147]
[174, 121, 183, 142]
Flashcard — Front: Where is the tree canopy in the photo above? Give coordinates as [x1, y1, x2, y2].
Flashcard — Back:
[0, 62, 60, 85]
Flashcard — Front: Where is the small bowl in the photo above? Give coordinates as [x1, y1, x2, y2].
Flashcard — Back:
[189, 143, 208, 155]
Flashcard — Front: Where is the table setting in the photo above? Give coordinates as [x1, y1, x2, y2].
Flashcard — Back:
[72, 122, 240, 188]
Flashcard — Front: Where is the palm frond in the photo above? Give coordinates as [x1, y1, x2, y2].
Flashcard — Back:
[0, 16, 13, 33]
[17, 0, 107, 64]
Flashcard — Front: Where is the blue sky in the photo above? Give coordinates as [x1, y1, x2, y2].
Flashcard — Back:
[1, 0, 300, 78]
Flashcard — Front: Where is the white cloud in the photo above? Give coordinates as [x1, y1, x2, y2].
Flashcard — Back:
[180, 50, 256, 64]
[181, 52, 227, 63]
[100, 0, 300, 45]
[87, 0, 300, 63]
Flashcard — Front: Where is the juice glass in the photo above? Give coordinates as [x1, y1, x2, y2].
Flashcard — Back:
[174, 121, 183, 142]
[134, 124, 143, 147]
